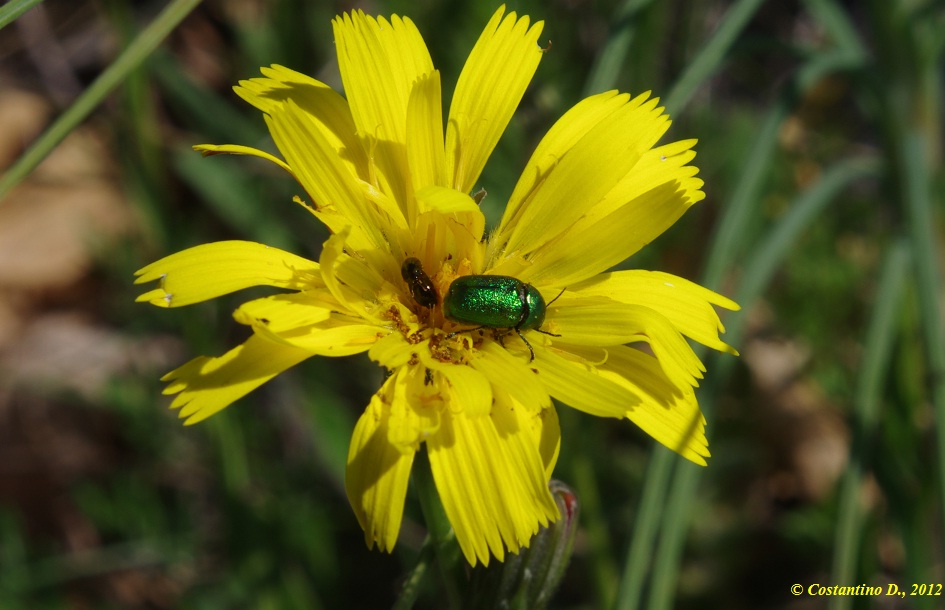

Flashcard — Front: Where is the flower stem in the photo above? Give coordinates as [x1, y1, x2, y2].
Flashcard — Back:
[411, 446, 464, 608]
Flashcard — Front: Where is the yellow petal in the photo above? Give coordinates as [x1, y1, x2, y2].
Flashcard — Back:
[548, 295, 705, 391]
[193, 143, 294, 176]
[233, 290, 336, 333]
[420, 351, 492, 417]
[415, 185, 485, 243]
[570, 270, 739, 354]
[237, 66, 367, 173]
[593, 139, 705, 218]
[516, 141, 704, 283]
[134, 241, 320, 308]
[387, 368, 422, 449]
[446, 7, 544, 193]
[406, 70, 447, 201]
[531, 346, 638, 418]
[567, 345, 709, 465]
[333, 11, 434, 210]
[272, 319, 384, 357]
[386, 364, 446, 449]
[334, 12, 433, 148]
[490, 379, 561, 478]
[162, 333, 313, 425]
[318, 228, 392, 319]
[491, 91, 629, 245]
[519, 180, 683, 286]
[268, 99, 389, 251]
[469, 341, 551, 413]
[535, 403, 561, 478]
[492, 92, 668, 262]
[346, 382, 415, 552]
[427, 398, 558, 566]
[414, 209, 487, 273]
[368, 332, 417, 370]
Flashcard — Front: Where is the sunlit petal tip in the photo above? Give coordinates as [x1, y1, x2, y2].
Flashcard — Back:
[191, 143, 294, 176]
[346, 392, 415, 553]
[445, 3, 544, 192]
[156, 336, 312, 428]
[192, 144, 219, 157]
[134, 241, 321, 308]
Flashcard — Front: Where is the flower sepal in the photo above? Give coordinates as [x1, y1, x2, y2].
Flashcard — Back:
[466, 480, 580, 610]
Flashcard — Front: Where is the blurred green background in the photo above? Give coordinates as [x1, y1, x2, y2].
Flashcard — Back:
[1, 0, 943, 608]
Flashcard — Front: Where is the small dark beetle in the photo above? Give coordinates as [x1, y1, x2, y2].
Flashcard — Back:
[401, 257, 439, 309]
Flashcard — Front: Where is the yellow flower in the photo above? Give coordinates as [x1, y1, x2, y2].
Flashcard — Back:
[135, 6, 738, 566]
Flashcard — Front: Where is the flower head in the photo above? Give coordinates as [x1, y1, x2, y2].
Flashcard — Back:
[135, 6, 738, 566]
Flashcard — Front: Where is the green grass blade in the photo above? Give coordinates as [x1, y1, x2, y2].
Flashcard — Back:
[735, 156, 882, 307]
[582, 0, 657, 96]
[829, 240, 910, 610]
[613, 12, 831, 607]
[663, 0, 767, 116]
[801, 0, 867, 59]
[899, 129, 945, 538]
[0, 0, 42, 30]
[613, 446, 674, 610]
[703, 50, 866, 288]
[646, 153, 882, 610]
[0, 0, 202, 201]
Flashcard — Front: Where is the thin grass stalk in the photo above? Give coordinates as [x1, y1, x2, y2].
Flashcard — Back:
[829, 241, 910, 610]
[647, 151, 882, 610]
[662, 0, 766, 116]
[0, 0, 203, 201]
[639, 80, 794, 610]
[800, 0, 867, 60]
[703, 50, 865, 286]
[570, 454, 620, 607]
[734, 156, 882, 309]
[899, 129, 945, 539]
[0, 0, 43, 30]
[865, 0, 945, 580]
[582, 0, 657, 96]
[613, 447, 674, 610]
[609, 2, 780, 604]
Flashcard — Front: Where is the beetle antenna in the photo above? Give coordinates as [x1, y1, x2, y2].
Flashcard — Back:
[547, 287, 566, 306]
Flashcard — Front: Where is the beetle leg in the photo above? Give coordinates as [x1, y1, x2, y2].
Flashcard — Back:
[445, 325, 484, 340]
[514, 327, 536, 362]
[445, 326, 485, 352]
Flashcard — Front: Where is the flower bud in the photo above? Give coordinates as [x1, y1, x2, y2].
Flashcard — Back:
[466, 480, 579, 610]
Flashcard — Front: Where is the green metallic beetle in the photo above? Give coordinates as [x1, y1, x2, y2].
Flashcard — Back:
[443, 274, 562, 362]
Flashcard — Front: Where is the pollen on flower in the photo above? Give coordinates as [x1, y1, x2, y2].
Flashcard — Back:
[385, 305, 426, 344]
